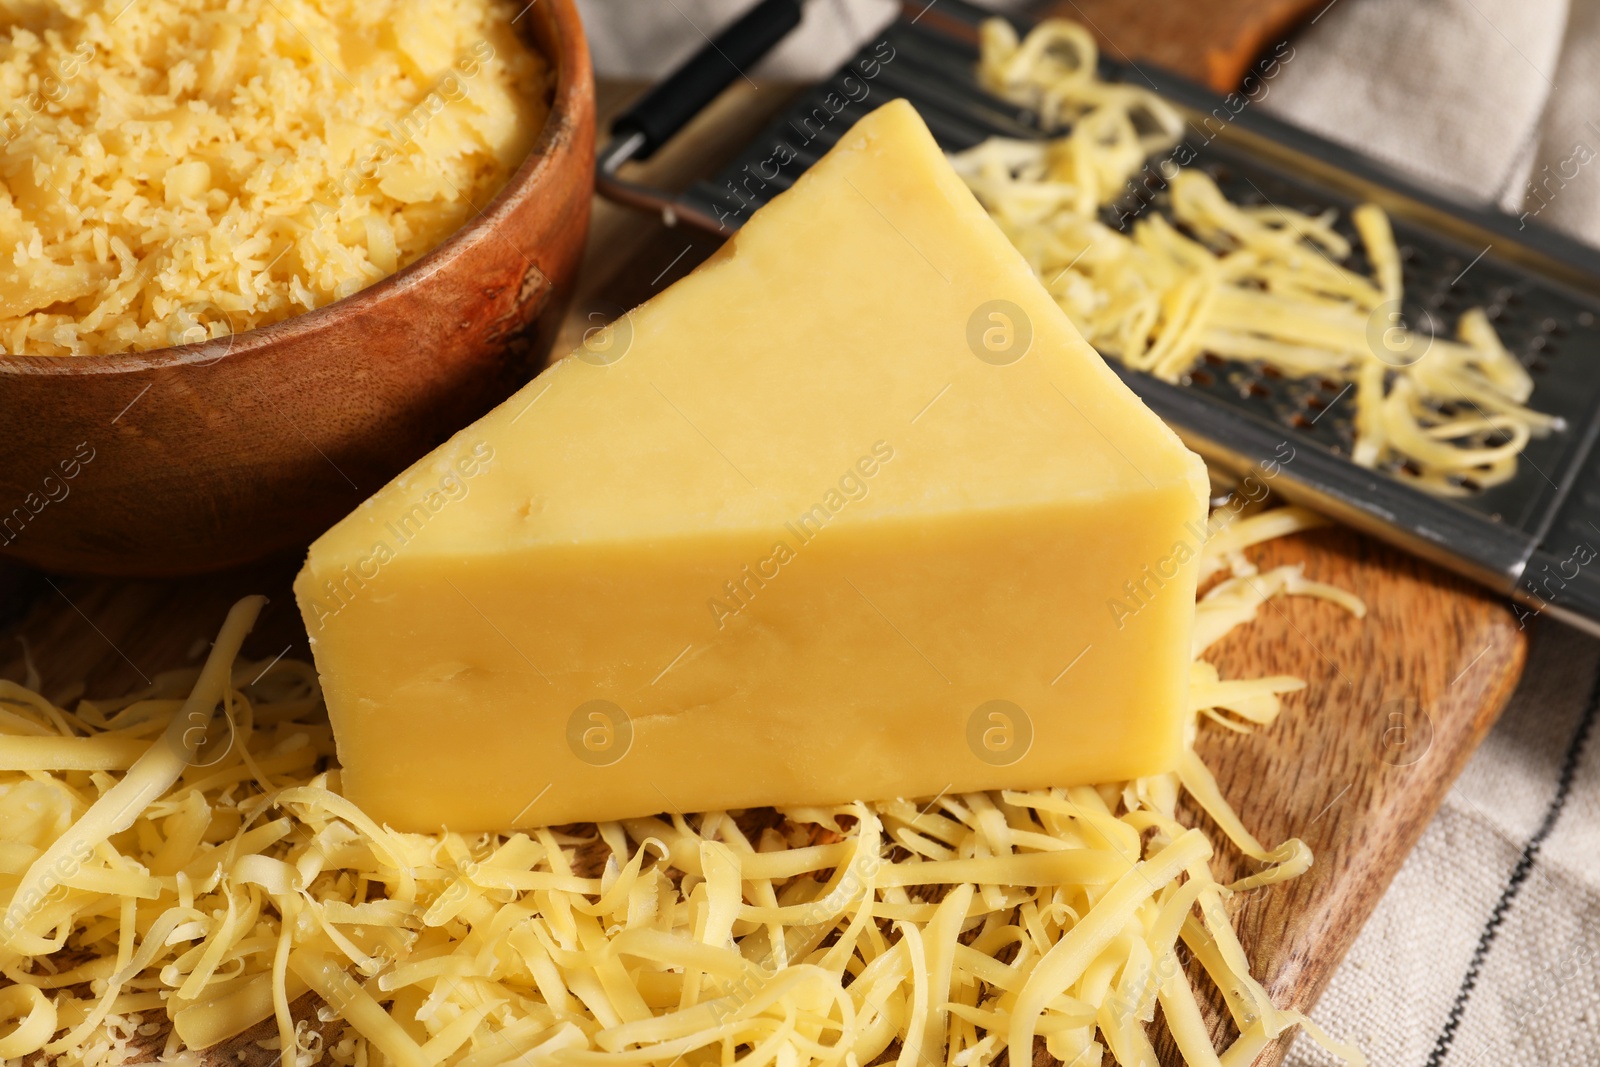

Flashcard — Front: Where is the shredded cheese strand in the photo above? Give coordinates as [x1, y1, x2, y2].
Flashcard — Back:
[957, 17, 1561, 496]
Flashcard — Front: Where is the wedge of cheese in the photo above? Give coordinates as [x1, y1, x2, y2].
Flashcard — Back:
[295, 100, 1209, 832]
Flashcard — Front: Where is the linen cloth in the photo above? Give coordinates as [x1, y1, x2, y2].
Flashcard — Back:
[575, 2, 1600, 1063]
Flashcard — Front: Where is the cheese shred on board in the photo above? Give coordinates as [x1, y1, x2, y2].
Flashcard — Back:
[954, 17, 1561, 496]
[0, 0, 549, 356]
[0, 508, 1365, 1067]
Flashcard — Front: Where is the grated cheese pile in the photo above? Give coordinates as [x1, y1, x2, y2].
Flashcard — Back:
[0, 507, 1367, 1067]
[953, 18, 1562, 496]
[0, 0, 549, 356]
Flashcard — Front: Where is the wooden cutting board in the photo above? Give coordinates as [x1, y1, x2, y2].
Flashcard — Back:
[0, 80, 1528, 1067]
[1042, 0, 1330, 93]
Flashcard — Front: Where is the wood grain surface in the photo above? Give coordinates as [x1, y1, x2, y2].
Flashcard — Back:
[1173, 526, 1525, 1064]
[0, 77, 1530, 1067]
[1043, 0, 1328, 92]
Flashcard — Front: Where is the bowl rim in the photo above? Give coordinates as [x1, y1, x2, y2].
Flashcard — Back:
[0, 0, 590, 378]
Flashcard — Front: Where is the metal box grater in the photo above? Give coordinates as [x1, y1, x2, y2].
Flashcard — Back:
[597, 0, 1600, 636]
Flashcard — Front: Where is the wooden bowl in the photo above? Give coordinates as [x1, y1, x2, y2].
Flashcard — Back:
[0, 0, 595, 577]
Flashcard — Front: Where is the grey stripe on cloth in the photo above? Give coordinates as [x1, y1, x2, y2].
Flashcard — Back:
[1423, 662, 1598, 1067]
[1285, 623, 1600, 1066]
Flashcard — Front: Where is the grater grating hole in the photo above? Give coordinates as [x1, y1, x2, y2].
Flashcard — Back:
[1079, 138, 1600, 519]
[1113, 146, 1600, 510]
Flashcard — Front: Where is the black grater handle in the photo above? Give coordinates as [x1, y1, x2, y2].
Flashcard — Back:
[611, 0, 804, 160]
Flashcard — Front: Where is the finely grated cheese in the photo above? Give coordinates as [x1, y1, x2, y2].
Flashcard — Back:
[954, 17, 1560, 496]
[0, 507, 1365, 1067]
[0, 0, 549, 356]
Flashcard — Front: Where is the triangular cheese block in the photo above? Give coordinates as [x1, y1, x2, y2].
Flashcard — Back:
[296, 100, 1208, 832]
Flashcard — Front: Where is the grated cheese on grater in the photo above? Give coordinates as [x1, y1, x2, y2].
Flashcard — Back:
[0, 508, 1366, 1067]
[953, 17, 1561, 497]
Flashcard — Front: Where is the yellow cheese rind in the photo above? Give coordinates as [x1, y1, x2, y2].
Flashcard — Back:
[296, 99, 1209, 831]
